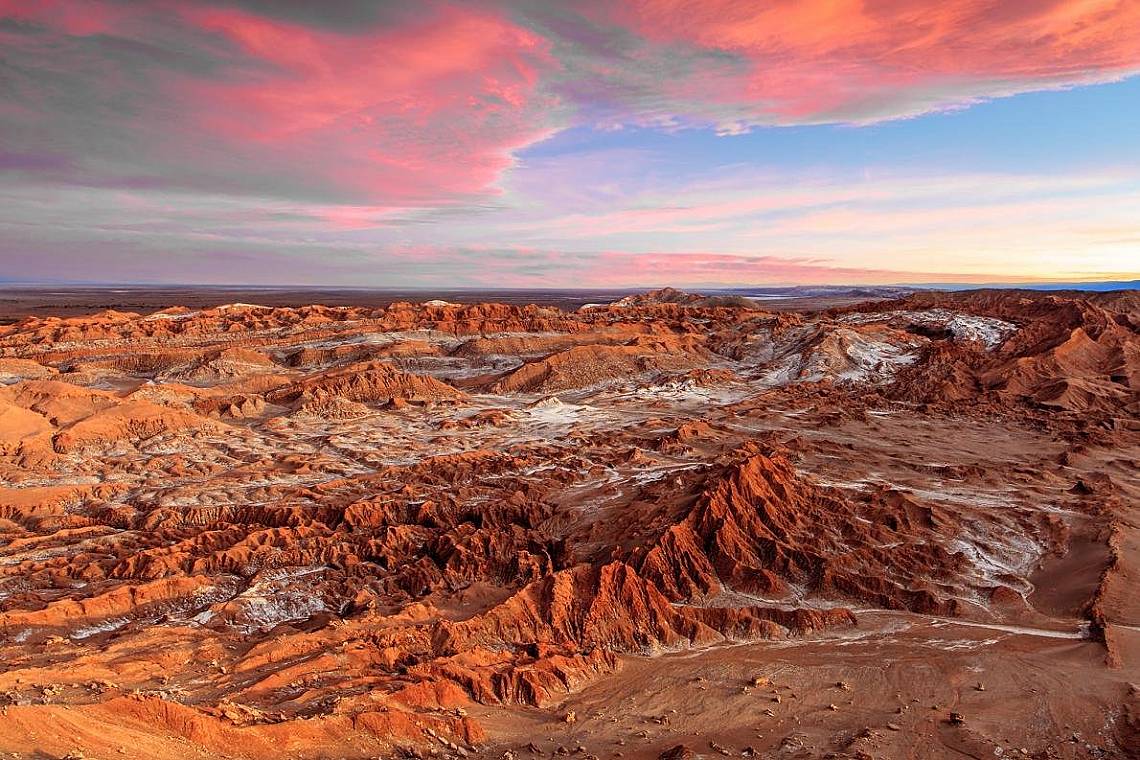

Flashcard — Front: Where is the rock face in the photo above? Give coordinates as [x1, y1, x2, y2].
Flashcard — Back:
[267, 360, 467, 405]
[658, 745, 699, 760]
[610, 287, 761, 309]
[0, 380, 220, 456]
[491, 338, 711, 394]
[853, 290, 1140, 414]
[0, 289, 1136, 758]
[634, 448, 965, 615]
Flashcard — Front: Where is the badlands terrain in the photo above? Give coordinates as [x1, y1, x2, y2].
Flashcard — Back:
[0, 287, 1137, 760]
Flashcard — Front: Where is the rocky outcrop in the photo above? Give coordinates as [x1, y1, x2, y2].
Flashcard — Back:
[857, 290, 1140, 414]
[491, 337, 712, 394]
[632, 447, 967, 614]
[0, 380, 219, 454]
[268, 361, 466, 405]
[0, 288, 1134, 757]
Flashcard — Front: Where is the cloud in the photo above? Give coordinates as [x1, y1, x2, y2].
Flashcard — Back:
[0, 0, 563, 204]
[4, 164, 1137, 286]
[577, 251, 1006, 287]
[3, 0, 1137, 207]
[177, 4, 563, 203]
[581, 0, 1140, 127]
[1, 0, 1138, 286]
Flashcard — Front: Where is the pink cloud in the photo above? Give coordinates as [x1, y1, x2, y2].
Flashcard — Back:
[579, 251, 1020, 287]
[593, 0, 1140, 123]
[169, 5, 561, 204]
[0, 0, 128, 36]
[0, 1, 563, 205]
[585, 251, 893, 286]
[1, 0, 1137, 224]
[371, 245, 1026, 288]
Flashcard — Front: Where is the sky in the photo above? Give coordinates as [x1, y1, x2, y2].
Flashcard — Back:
[1, 0, 1138, 288]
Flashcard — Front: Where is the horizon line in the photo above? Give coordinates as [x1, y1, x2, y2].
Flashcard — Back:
[1, 279, 1138, 292]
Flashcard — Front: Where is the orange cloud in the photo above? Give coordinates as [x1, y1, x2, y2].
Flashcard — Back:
[599, 0, 1140, 123]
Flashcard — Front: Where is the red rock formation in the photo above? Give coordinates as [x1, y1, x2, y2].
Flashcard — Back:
[0, 288, 1134, 757]
[858, 290, 1140, 414]
[491, 337, 713, 394]
[268, 360, 466, 405]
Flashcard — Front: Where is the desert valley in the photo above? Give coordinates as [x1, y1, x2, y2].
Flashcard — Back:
[4, 0, 1140, 757]
[0, 287, 1136, 760]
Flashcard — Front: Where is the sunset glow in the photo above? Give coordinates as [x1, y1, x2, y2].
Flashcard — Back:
[1, 0, 1138, 286]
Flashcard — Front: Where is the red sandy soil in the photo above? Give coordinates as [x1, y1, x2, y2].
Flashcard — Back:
[0, 289, 1137, 760]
